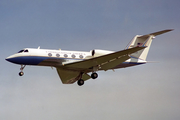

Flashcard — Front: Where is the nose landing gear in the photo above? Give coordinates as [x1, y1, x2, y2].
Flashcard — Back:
[19, 65, 26, 76]
[19, 71, 24, 76]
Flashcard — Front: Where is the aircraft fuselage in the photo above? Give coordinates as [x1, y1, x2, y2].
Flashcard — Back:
[6, 48, 146, 69]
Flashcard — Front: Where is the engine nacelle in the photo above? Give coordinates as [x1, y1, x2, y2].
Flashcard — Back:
[90, 49, 113, 57]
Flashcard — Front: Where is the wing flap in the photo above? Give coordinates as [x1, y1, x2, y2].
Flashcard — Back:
[101, 55, 130, 71]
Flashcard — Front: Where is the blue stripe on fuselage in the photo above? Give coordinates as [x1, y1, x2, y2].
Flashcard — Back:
[7, 56, 83, 65]
[7, 56, 47, 65]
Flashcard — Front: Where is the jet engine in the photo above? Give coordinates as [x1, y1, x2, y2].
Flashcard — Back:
[90, 49, 113, 57]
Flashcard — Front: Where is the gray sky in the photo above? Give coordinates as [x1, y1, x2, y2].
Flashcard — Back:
[1, 0, 180, 120]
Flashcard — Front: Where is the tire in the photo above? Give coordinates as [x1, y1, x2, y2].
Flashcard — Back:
[77, 79, 84, 86]
[19, 72, 24, 76]
[91, 73, 98, 79]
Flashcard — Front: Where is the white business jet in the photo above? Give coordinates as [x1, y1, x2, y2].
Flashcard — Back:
[6, 29, 172, 86]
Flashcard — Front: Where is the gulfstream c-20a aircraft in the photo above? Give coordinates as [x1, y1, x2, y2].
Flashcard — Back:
[6, 29, 172, 86]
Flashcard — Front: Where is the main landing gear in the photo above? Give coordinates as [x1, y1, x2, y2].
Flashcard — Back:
[19, 65, 26, 76]
[91, 72, 98, 79]
[77, 72, 98, 86]
[77, 79, 84, 86]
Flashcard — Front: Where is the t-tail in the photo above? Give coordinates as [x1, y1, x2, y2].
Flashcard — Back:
[125, 29, 173, 61]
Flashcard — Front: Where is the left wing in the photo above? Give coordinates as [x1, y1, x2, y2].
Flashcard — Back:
[61, 46, 146, 71]
[100, 54, 130, 71]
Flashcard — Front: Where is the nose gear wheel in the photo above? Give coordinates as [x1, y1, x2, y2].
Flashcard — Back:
[19, 65, 26, 76]
[19, 71, 24, 76]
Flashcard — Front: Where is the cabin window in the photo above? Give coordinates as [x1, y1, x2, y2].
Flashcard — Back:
[64, 54, 68, 58]
[18, 50, 24, 53]
[48, 53, 52, 57]
[71, 54, 76, 58]
[56, 54, 60, 57]
[79, 55, 84, 59]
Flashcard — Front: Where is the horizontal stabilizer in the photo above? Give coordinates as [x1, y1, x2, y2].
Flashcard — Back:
[138, 29, 173, 39]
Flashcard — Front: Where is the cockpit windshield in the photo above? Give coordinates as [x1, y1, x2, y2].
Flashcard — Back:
[24, 49, 29, 52]
[18, 50, 24, 53]
[18, 49, 29, 53]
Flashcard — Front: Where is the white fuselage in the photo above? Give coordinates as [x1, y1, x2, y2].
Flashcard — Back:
[6, 48, 146, 69]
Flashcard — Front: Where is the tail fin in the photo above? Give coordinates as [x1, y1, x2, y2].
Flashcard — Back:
[125, 29, 173, 60]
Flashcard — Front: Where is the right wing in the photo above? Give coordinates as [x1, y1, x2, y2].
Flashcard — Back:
[56, 46, 146, 84]
[56, 68, 91, 84]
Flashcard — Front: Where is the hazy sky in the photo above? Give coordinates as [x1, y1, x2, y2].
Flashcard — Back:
[1, 0, 180, 120]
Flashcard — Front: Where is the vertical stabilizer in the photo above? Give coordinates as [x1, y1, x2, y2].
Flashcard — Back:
[125, 29, 173, 60]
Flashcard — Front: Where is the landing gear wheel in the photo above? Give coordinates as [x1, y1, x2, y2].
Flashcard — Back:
[19, 65, 26, 76]
[77, 79, 84, 86]
[19, 72, 24, 76]
[91, 73, 98, 79]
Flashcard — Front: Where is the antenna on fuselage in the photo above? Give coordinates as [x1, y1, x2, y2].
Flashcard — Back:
[38, 46, 40, 49]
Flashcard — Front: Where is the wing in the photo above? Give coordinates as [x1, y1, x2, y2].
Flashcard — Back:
[62, 46, 145, 71]
[56, 46, 145, 84]
[56, 68, 91, 84]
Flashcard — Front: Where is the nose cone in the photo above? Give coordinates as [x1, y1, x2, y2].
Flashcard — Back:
[5, 54, 20, 64]
[6, 55, 14, 63]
